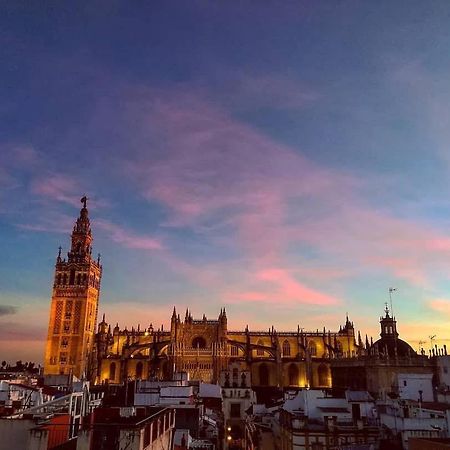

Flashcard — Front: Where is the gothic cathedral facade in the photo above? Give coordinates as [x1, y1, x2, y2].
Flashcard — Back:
[95, 309, 357, 389]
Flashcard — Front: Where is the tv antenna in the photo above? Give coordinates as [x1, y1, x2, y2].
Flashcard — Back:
[429, 335, 437, 351]
[388, 287, 397, 316]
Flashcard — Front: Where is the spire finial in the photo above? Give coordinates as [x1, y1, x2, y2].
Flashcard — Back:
[81, 196, 88, 209]
[58, 246, 62, 258]
[97, 253, 101, 265]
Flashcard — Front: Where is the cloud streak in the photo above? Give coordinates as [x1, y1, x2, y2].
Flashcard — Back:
[0, 305, 18, 316]
[96, 219, 163, 251]
[30, 174, 81, 207]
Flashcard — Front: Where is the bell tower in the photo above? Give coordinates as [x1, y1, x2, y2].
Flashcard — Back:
[44, 197, 102, 379]
[379, 304, 398, 339]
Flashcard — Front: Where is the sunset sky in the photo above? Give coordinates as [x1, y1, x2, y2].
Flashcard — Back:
[2, 1, 450, 363]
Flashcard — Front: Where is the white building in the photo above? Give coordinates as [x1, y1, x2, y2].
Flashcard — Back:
[270, 390, 380, 450]
[397, 373, 433, 402]
[220, 363, 256, 448]
[134, 377, 194, 406]
[379, 399, 449, 449]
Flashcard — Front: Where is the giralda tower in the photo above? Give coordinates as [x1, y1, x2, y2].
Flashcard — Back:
[44, 197, 102, 379]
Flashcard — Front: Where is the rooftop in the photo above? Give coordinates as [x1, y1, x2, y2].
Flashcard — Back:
[90, 406, 171, 427]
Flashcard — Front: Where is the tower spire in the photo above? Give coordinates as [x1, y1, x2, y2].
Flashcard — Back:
[68, 196, 92, 262]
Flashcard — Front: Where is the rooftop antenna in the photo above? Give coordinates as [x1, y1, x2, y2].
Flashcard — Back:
[388, 287, 396, 317]
[429, 335, 437, 353]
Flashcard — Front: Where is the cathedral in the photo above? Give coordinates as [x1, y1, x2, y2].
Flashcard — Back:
[44, 199, 359, 388]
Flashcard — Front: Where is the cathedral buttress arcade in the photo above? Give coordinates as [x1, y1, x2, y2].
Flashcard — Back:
[96, 307, 358, 389]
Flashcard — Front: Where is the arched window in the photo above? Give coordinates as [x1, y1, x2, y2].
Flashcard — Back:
[318, 363, 329, 386]
[136, 362, 143, 379]
[288, 364, 299, 386]
[77, 273, 81, 285]
[257, 339, 264, 356]
[259, 363, 269, 386]
[109, 362, 116, 380]
[283, 340, 291, 357]
[57, 274, 62, 285]
[192, 337, 207, 349]
[69, 269, 75, 285]
[231, 345, 239, 356]
[309, 341, 317, 356]
[63, 274, 67, 285]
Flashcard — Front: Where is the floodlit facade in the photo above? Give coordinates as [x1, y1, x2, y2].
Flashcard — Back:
[44, 198, 102, 379]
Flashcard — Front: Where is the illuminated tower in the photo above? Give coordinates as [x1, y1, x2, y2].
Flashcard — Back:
[44, 197, 102, 379]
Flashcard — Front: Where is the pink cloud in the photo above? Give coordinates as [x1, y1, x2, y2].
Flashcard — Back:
[17, 213, 75, 234]
[123, 91, 356, 265]
[118, 90, 450, 289]
[226, 267, 340, 306]
[67, 84, 450, 316]
[297, 206, 450, 286]
[429, 298, 450, 315]
[30, 174, 81, 206]
[96, 219, 163, 251]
